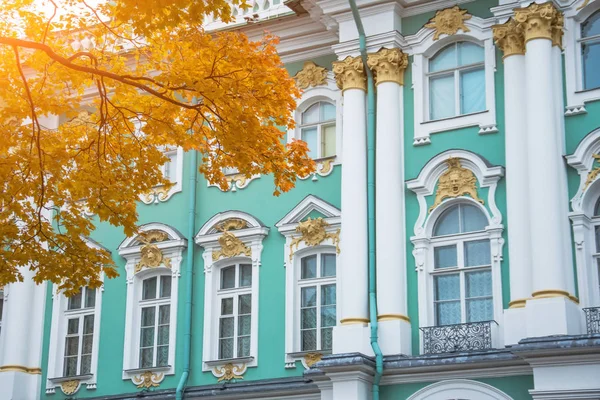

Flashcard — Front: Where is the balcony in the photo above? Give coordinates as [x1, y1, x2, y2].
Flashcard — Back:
[583, 307, 600, 335]
[420, 320, 498, 355]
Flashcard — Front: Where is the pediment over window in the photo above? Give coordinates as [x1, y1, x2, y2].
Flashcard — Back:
[276, 195, 341, 232]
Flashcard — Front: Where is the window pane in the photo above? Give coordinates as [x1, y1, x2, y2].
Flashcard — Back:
[237, 336, 251, 357]
[221, 298, 233, 315]
[65, 336, 79, 356]
[434, 245, 457, 269]
[82, 333, 93, 355]
[321, 254, 336, 277]
[301, 127, 318, 159]
[164, 153, 177, 182]
[141, 307, 155, 327]
[301, 329, 317, 351]
[140, 348, 154, 368]
[81, 355, 92, 375]
[239, 264, 252, 287]
[321, 102, 336, 121]
[430, 44, 457, 72]
[582, 11, 600, 38]
[301, 255, 317, 279]
[219, 317, 234, 338]
[466, 270, 492, 297]
[85, 288, 96, 308]
[221, 266, 235, 290]
[458, 42, 484, 66]
[67, 318, 79, 335]
[321, 284, 336, 306]
[436, 301, 461, 325]
[64, 357, 78, 377]
[157, 345, 169, 366]
[583, 42, 600, 90]
[219, 338, 234, 359]
[464, 240, 491, 267]
[460, 68, 485, 114]
[434, 205, 460, 236]
[238, 294, 252, 315]
[83, 315, 94, 334]
[321, 305, 336, 327]
[301, 308, 317, 329]
[159, 305, 170, 324]
[461, 204, 487, 232]
[430, 74, 455, 120]
[238, 315, 251, 336]
[467, 298, 493, 322]
[434, 274, 460, 301]
[302, 103, 320, 124]
[322, 124, 336, 158]
[301, 286, 317, 307]
[160, 276, 172, 298]
[68, 291, 82, 310]
[321, 327, 333, 350]
[158, 326, 169, 346]
[142, 277, 157, 300]
[141, 327, 154, 347]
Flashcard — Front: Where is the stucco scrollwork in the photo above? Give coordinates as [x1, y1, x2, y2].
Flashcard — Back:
[132, 371, 164, 389]
[60, 380, 80, 395]
[424, 6, 471, 40]
[333, 55, 366, 92]
[492, 18, 526, 58]
[294, 61, 328, 89]
[430, 158, 484, 212]
[134, 244, 172, 273]
[303, 352, 323, 368]
[514, 2, 560, 43]
[367, 48, 409, 86]
[584, 154, 600, 190]
[216, 218, 249, 232]
[289, 217, 340, 260]
[213, 363, 247, 382]
[212, 231, 252, 261]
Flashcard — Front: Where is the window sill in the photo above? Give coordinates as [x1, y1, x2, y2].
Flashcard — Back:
[48, 374, 93, 383]
[123, 365, 171, 374]
[421, 110, 489, 125]
[204, 356, 254, 367]
[288, 350, 332, 358]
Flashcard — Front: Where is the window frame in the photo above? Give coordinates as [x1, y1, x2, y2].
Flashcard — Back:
[137, 275, 172, 369]
[299, 101, 337, 160]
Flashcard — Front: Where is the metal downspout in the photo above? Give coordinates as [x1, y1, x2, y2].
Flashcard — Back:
[176, 150, 198, 400]
[347, 2, 383, 399]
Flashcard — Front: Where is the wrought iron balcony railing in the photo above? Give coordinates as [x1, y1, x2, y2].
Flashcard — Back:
[420, 320, 498, 355]
[583, 307, 600, 335]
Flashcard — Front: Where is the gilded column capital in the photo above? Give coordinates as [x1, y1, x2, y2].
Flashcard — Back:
[514, 2, 559, 43]
[551, 13, 564, 48]
[367, 48, 409, 86]
[492, 18, 525, 59]
[333, 56, 367, 92]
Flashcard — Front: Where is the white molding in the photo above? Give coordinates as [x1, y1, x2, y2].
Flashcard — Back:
[276, 195, 341, 230]
[140, 147, 184, 205]
[117, 224, 187, 384]
[407, 379, 515, 400]
[195, 213, 269, 372]
[381, 364, 532, 385]
[403, 16, 498, 145]
[566, 127, 600, 213]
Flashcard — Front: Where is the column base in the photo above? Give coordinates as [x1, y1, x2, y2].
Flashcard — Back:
[330, 371, 373, 400]
[0, 371, 41, 400]
[378, 319, 411, 356]
[503, 307, 528, 346]
[333, 324, 374, 356]
[525, 297, 584, 337]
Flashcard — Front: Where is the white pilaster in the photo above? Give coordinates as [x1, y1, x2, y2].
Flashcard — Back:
[329, 371, 373, 400]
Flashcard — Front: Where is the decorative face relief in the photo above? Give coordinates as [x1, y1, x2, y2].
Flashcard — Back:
[425, 6, 471, 40]
[289, 217, 340, 259]
[430, 158, 484, 212]
[212, 231, 252, 261]
[294, 61, 328, 89]
[134, 244, 172, 273]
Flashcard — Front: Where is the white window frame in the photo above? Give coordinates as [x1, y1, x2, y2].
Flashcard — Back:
[567, 128, 600, 307]
[407, 379, 514, 400]
[140, 146, 184, 205]
[406, 150, 504, 350]
[276, 194, 341, 369]
[138, 275, 173, 369]
[405, 15, 498, 146]
[298, 101, 337, 160]
[118, 223, 186, 385]
[195, 211, 268, 374]
[564, 1, 600, 115]
[287, 74, 343, 179]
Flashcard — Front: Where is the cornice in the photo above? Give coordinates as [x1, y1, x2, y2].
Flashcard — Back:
[333, 30, 406, 58]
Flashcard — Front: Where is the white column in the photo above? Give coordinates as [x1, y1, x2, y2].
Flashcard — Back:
[368, 48, 411, 356]
[332, 56, 372, 355]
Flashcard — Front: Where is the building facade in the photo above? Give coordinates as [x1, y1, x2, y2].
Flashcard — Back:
[1, 0, 600, 399]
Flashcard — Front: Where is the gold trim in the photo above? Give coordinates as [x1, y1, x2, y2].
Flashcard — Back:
[424, 6, 471, 40]
[514, 2, 559, 43]
[367, 48, 409, 86]
[132, 371, 164, 389]
[377, 314, 411, 322]
[213, 231, 251, 261]
[429, 157, 484, 212]
[289, 218, 340, 260]
[340, 317, 370, 325]
[61, 380, 80, 396]
[304, 353, 323, 368]
[333, 56, 367, 92]
[532, 289, 571, 299]
[294, 61, 328, 89]
[214, 363, 245, 382]
[492, 18, 526, 59]
[0, 365, 42, 374]
[569, 294, 580, 304]
[508, 298, 529, 308]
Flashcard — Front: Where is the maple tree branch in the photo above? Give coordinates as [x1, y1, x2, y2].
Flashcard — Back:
[41, 0, 58, 44]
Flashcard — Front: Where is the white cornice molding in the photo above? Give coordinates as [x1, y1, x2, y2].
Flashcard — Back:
[381, 364, 532, 385]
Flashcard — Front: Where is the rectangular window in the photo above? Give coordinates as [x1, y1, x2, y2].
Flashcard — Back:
[139, 276, 171, 368]
[63, 288, 96, 377]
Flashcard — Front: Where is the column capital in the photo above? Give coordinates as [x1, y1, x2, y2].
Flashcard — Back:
[552, 12, 564, 48]
[333, 56, 366, 92]
[367, 48, 409, 86]
[514, 2, 562, 43]
[493, 18, 526, 59]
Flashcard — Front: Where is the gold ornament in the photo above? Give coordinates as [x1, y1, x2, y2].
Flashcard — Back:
[139, 230, 169, 244]
[60, 380, 80, 395]
[577, 0, 591, 11]
[367, 48, 409, 86]
[332, 56, 366, 92]
[551, 12, 564, 48]
[319, 158, 334, 175]
[216, 218, 248, 232]
[514, 2, 558, 42]
[294, 61, 328, 89]
[132, 371, 163, 389]
[304, 353, 323, 368]
[143, 185, 172, 203]
[424, 6, 471, 40]
[134, 244, 172, 273]
[429, 158, 484, 212]
[214, 363, 245, 382]
[212, 231, 251, 261]
[584, 154, 600, 190]
[289, 218, 341, 260]
[492, 19, 526, 58]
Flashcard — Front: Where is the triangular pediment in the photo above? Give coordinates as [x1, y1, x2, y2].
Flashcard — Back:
[276, 195, 340, 228]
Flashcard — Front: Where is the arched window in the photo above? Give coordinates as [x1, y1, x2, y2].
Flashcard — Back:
[298, 252, 336, 352]
[431, 203, 492, 326]
[300, 101, 336, 159]
[582, 10, 600, 90]
[428, 42, 485, 120]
